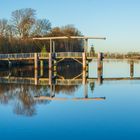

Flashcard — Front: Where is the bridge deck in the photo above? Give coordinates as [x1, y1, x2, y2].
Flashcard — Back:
[0, 52, 94, 61]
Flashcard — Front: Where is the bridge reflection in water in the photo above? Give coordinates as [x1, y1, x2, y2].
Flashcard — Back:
[0, 68, 105, 101]
[0, 60, 138, 100]
[0, 60, 139, 116]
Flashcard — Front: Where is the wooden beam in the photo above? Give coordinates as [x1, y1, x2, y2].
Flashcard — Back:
[33, 36, 106, 40]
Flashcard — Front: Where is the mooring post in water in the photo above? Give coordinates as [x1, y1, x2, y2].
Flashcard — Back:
[130, 60, 134, 78]
[97, 52, 104, 85]
[34, 53, 38, 69]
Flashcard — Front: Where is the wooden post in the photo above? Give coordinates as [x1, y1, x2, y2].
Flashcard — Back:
[50, 39, 52, 53]
[82, 52, 86, 70]
[49, 70, 52, 85]
[130, 60, 134, 78]
[34, 69, 38, 85]
[49, 53, 52, 70]
[34, 53, 38, 69]
[84, 39, 88, 52]
[53, 41, 55, 53]
[97, 52, 103, 85]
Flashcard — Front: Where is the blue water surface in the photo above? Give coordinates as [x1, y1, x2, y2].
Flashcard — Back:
[0, 60, 140, 140]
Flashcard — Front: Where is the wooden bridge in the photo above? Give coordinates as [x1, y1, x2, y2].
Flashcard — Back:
[0, 36, 106, 70]
[0, 52, 95, 60]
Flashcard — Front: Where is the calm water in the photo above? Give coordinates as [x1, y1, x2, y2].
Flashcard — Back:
[0, 60, 140, 140]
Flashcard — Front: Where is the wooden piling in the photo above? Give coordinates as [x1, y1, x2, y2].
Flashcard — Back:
[130, 60, 134, 78]
[82, 52, 86, 70]
[34, 53, 38, 69]
[49, 53, 52, 70]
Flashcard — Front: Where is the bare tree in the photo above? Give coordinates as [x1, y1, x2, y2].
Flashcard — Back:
[31, 19, 51, 37]
[48, 25, 83, 52]
[0, 19, 9, 37]
[11, 8, 36, 38]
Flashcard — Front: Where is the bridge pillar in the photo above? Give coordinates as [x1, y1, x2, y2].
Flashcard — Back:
[82, 52, 86, 70]
[49, 53, 52, 70]
[34, 53, 38, 69]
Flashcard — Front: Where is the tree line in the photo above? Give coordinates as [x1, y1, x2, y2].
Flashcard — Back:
[0, 8, 83, 53]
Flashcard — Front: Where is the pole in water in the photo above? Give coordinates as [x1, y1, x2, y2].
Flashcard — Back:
[97, 52, 104, 85]
[130, 60, 134, 78]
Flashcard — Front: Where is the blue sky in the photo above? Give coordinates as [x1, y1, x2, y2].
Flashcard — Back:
[0, 0, 140, 53]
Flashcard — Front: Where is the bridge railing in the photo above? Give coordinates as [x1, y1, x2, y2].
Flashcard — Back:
[38, 53, 49, 58]
[56, 52, 83, 58]
[0, 53, 35, 59]
[0, 52, 96, 60]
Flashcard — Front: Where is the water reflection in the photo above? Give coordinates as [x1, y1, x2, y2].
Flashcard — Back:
[0, 60, 140, 116]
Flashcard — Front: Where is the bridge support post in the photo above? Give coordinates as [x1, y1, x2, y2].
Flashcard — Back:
[82, 52, 86, 70]
[53, 41, 55, 53]
[49, 53, 52, 70]
[84, 39, 88, 52]
[97, 52, 104, 85]
[34, 53, 38, 69]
